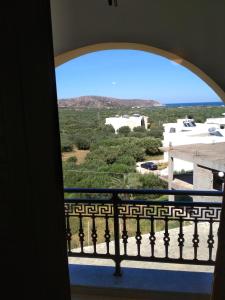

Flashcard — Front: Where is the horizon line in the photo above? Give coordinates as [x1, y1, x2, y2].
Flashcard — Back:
[58, 95, 222, 104]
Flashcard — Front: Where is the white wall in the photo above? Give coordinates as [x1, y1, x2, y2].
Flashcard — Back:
[105, 116, 148, 133]
[51, 0, 225, 100]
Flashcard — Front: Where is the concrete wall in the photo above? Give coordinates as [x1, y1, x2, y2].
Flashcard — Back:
[193, 164, 213, 190]
[192, 164, 221, 202]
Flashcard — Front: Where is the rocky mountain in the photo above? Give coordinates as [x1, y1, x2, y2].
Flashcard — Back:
[58, 96, 162, 108]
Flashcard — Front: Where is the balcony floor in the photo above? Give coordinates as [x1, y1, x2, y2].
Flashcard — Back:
[70, 264, 213, 300]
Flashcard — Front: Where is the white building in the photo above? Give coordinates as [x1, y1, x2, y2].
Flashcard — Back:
[162, 115, 225, 173]
[105, 114, 148, 133]
[166, 142, 225, 201]
[205, 114, 225, 127]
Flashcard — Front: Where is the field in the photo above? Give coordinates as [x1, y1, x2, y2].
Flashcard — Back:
[62, 149, 89, 164]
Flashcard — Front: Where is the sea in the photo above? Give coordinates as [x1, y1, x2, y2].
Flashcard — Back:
[165, 101, 224, 108]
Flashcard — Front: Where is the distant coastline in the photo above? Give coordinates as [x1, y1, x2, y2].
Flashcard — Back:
[58, 95, 161, 108]
[165, 101, 224, 108]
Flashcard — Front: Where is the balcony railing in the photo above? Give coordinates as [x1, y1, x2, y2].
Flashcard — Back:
[64, 188, 223, 276]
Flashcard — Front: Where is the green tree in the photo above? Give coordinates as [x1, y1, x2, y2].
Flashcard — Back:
[138, 137, 162, 155]
[116, 155, 136, 166]
[120, 144, 145, 162]
[102, 124, 115, 134]
[139, 174, 167, 189]
[133, 126, 147, 133]
[118, 126, 131, 136]
[148, 127, 163, 138]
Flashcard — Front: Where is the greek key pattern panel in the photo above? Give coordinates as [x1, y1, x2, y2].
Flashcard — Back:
[65, 202, 221, 221]
[65, 203, 114, 217]
[118, 204, 221, 221]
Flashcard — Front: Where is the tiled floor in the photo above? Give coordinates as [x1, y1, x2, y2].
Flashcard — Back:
[69, 264, 212, 300]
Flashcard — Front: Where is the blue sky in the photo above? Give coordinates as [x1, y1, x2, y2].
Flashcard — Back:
[55, 50, 221, 104]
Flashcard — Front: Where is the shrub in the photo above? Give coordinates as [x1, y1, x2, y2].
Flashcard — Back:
[61, 135, 74, 152]
[75, 137, 90, 150]
[129, 131, 148, 138]
[99, 163, 134, 175]
[102, 124, 115, 134]
[82, 159, 107, 170]
[148, 127, 163, 138]
[116, 155, 136, 166]
[139, 174, 167, 189]
[133, 126, 147, 133]
[61, 144, 73, 152]
[67, 156, 77, 163]
[122, 145, 145, 162]
[118, 126, 131, 136]
[139, 138, 162, 155]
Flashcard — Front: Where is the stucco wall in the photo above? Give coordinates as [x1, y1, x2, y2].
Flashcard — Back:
[50, 0, 225, 100]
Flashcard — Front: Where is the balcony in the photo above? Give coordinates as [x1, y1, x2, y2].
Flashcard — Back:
[65, 188, 222, 299]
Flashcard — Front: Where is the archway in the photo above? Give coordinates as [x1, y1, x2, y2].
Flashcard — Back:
[54, 42, 225, 102]
[58, 45, 225, 294]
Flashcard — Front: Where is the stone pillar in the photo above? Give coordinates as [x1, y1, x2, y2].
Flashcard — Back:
[193, 164, 213, 190]
[168, 151, 174, 201]
[193, 164, 213, 201]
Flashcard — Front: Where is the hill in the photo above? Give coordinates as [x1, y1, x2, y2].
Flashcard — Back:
[58, 96, 162, 108]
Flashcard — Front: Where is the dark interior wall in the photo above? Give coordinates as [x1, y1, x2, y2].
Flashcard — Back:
[1, 1, 70, 299]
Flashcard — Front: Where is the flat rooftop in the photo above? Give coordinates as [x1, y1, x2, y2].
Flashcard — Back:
[161, 142, 225, 172]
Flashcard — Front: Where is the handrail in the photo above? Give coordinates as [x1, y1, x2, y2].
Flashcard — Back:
[64, 187, 223, 196]
[64, 198, 222, 207]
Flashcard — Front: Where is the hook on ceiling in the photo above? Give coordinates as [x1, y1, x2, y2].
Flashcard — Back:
[108, 0, 118, 7]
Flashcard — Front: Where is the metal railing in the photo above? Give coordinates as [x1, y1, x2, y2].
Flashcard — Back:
[64, 188, 223, 276]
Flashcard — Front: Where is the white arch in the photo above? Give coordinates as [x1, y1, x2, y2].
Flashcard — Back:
[55, 42, 225, 102]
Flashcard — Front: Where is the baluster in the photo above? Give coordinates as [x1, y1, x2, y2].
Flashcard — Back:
[178, 217, 184, 260]
[91, 214, 97, 254]
[192, 218, 199, 260]
[163, 216, 170, 258]
[65, 211, 72, 253]
[113, 193, 121, 276]
[79, 214, 84, 253]
[149, 216, 156, 257]
[135, 215, 142, 256]
[207, 218, 214, 262]
[104, 214, 111, 255]
[122, 215, 128, 255]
